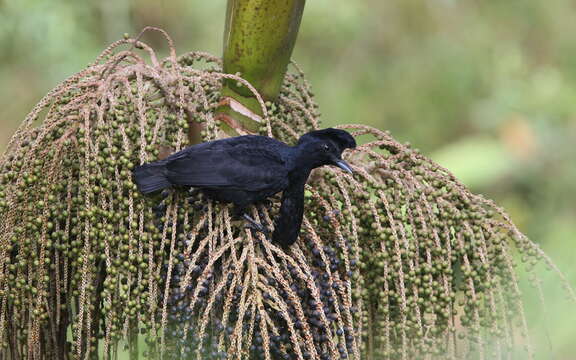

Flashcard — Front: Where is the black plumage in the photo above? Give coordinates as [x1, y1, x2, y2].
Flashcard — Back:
[133, 128, 356, 247]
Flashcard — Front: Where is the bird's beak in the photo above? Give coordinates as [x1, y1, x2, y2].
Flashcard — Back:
[334, 159, 353, 174]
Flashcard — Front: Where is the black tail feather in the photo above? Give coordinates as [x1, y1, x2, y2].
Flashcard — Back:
[132, 163, 171, 194]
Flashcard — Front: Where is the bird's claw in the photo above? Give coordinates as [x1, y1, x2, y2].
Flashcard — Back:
[242, 214, 270, 235]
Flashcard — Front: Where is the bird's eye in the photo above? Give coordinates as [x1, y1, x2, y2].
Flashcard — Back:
[322, 144, 330, 152]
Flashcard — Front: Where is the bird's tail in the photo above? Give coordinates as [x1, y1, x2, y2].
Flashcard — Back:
[132, 163, 170, 194]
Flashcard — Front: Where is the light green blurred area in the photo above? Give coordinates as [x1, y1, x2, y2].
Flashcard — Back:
[1, 0, 575, 358]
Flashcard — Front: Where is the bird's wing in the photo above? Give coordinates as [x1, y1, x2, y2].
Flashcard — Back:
[164, 146, 288, 192]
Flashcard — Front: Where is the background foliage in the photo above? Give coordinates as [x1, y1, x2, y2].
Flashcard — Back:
[0, 0, 575, 358]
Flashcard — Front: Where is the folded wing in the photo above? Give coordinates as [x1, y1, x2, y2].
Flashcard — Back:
[164, 145, 288, 193]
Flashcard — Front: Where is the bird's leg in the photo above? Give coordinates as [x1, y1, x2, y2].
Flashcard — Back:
[231, 205, 271, 236]
[242, 213, 271, 235]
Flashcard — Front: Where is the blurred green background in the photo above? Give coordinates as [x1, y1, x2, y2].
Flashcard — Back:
[1, 0, 575, 358]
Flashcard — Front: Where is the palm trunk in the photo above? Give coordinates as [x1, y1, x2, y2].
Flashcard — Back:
[218, 0, 306, 135]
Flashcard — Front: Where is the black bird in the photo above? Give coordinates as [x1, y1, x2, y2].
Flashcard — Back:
[133, 128, 356, 247]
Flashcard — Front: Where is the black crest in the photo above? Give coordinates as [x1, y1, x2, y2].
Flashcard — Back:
[298, 128, 356, 151]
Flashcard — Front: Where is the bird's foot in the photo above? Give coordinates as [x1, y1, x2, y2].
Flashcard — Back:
[242, 214, 270, 236]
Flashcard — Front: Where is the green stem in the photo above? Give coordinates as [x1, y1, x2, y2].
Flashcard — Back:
[219, 0, 306, 135]
[129, 323, 138, 360]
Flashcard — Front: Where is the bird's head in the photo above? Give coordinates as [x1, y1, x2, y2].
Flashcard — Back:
[297, 128, 357, 173]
